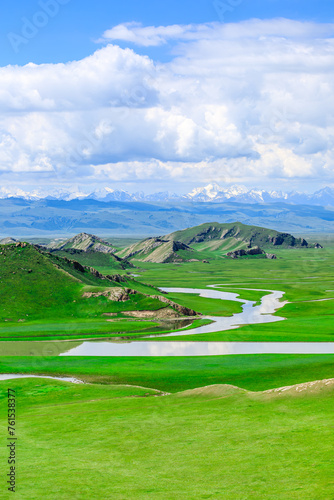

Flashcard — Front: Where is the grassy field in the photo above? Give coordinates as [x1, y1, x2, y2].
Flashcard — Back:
[0, 373, 333, 499]
[0, 234, 333, 498]
[123, 245, 334, 342]
[1, 354, 333, 392]
[0, 318, 210, 343]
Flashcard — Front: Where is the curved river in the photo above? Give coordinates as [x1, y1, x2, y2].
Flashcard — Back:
[2, 286, 333, 356]
[155, 286, 287, 337]
[57, 285, 333, 356]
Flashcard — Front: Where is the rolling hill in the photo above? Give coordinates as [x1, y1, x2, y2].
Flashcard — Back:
[118, 222, 322, 263]
[45, 232, 133, 270]
[164, 222, 313, 249]
[0, 242, 169, 323]
[47, 232, 116, 253]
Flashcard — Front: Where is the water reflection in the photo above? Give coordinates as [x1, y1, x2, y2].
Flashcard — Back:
[0, 374, 83, 383]
[152, 286, 287, 338]
[61, 341, 334, 356]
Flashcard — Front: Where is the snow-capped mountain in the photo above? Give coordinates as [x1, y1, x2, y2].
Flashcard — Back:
[1, 184, 334, 206]
[88, 188, 134, 202]
[0, 187, 87, 201]
[0, 187, 42, 200]
[186, 185, 334, 205]
[186, 183, 249, 202]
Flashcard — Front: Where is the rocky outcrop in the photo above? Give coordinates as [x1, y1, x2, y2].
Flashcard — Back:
[72, 260, 86, 272]
[120, 238, 168, 260]
[314, 243, 323, 249]
[143, 240, 193, 263]
[120, 308, 181, 319]
[105, 274, 128, 283]
[83, 287, 137, 302]
[120, 238, 193, 263]
[150, 295, 198, 316]
[226, 247, 265, 259]
[268, 234, 308, 247]
[226, 247, 277, 259]
[181, 225, 224, 245]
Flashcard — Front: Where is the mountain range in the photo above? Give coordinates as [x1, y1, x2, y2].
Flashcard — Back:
[1, 195, 333, 237]
[1, 184, 334, 207]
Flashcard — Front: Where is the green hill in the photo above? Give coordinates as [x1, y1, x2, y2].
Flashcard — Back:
[164, 222, 312, 250]
[118, 222, 321, 262]
[0, 243, 163, 324]
[46, 232, 132, 271]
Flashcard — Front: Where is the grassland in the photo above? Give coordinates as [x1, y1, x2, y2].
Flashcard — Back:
[0, 372, 333, 499]
[1, 354, 333, 392]
[0, 233, 333, 498]
[124, 243, 334, 342]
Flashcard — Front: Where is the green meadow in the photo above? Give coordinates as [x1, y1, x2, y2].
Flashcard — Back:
[1, 354, 333, 392]
[0, 232, 333, 498]
[101, 243, 334, 342]
[0, 369, 333, 499]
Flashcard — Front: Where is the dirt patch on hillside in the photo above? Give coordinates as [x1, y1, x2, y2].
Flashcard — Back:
[255, 378, 334, 399]
[83, 287, 136, 301]
[121, 307, 181, 319]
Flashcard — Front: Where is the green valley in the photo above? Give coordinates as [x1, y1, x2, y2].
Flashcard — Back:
[0, 222, 333, 499]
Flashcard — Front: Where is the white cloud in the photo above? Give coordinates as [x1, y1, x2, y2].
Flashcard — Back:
[98, 22, 195, 47]
[1, 19, 334, 191]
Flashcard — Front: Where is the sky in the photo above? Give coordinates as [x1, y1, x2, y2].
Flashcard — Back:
[0, 0, 334, 195]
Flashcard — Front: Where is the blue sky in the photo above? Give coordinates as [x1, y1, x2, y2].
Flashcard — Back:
[0, 1, 334, 196]
[2, 0, 334, 65]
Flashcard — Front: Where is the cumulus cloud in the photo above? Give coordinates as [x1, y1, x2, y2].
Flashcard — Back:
[1, 19, 334, 191]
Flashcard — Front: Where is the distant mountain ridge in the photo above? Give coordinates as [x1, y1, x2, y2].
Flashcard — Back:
[1, 184, 334, 207]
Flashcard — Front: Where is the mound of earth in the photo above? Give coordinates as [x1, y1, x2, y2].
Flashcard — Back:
[176, 378, 334, 400]
[175, 384, 247, 398]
